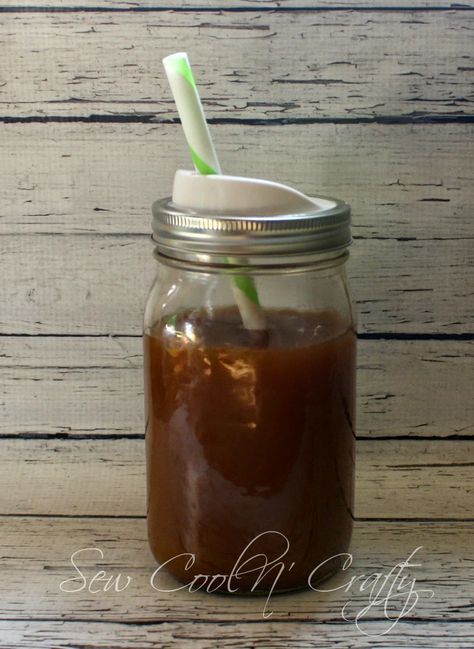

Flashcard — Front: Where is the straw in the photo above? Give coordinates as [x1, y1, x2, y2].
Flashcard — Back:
[162, 52, 267, 331]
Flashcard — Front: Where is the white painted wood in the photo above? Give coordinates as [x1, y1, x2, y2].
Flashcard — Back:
[357, 440, 474, 517]
[2, 1, 473, 7]
[0, 335, 144, 369]
[1, 620, 473, 649]
[0, 233, 472, 335]
[0, 439, 146, 517]
[2, 122, 473, 238]
[0, 517, 472, 621]
[1, 11, 473, 119]
[357, 341, 474, 437]
[1, 338, 472, 437]
[0, 363, 145, 436]
[0, 438, 472, 517]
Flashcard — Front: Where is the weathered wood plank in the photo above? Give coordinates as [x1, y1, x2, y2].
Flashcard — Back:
[2, 122, 472, 238]
[357, 440, 474, 517]
[3, 1, 474, 8]
[0, 233, 472, 335]
[1, 11, 473, 119]
[0, 517, 472, 621]
[1, 337, 472, 437]
[0, 438, 472, 517]
[1, 620, 473, 649]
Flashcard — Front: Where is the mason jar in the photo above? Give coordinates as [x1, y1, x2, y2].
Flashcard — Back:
[144, 193, 356, 593]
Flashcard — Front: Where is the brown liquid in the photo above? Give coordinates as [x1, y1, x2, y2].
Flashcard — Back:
[144, 307, 356, 592]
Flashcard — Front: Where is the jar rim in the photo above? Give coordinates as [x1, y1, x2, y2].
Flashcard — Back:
[151, 194, 351, 264]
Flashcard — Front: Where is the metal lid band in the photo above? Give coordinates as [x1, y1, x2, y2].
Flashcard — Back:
[152, 195, 351, 265]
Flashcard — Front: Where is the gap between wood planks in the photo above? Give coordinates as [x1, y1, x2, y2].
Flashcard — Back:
[1, 4, 474, 12]
[2, 115, 474, 125]
[0, 616, 471, 625]
[1, 432, 473, 440]
[0, 333, 473, 339]
[0, 514, 473, 522]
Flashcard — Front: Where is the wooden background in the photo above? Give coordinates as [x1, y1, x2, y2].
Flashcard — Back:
[1, 1, 473, 647]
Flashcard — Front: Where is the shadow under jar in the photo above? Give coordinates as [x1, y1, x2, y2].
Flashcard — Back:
[144, 195, 356, 594]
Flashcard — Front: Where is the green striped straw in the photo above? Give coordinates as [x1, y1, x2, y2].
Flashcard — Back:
[162, 52, 266, 331]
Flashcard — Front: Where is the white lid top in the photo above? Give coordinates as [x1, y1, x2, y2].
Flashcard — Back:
[172, 169, 331, 215]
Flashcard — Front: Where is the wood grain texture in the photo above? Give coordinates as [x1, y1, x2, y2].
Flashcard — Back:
[2, 122, 473, 237]
[3, 1, 474, 8]
[1, 337, 472, 437]
[1, 620, 473, 649]
[0, 517, 472, 622]
[1, 10, 473, 119]
[0, 438, 472, 517]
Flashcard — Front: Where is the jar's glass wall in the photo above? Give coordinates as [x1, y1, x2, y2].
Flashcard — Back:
[144, 258, 356, 334]
[144, 254, 356, 593]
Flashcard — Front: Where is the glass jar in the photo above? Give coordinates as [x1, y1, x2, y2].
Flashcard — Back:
[144, 194, 356, 594]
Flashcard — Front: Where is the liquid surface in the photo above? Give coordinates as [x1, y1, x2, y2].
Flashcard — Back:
[144, 307, 356, 591]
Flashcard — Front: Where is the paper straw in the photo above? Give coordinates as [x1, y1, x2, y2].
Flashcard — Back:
[163, 52, 221, 175]
[162, 52, 266, 331]
[226, 257, 267, 332]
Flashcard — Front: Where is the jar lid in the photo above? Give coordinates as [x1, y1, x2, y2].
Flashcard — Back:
[151, 195, 351, 265]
